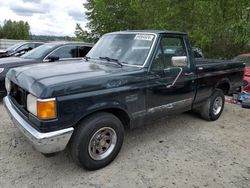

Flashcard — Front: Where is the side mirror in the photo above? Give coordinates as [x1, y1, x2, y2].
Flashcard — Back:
[171, 56, 188, 67]
[47, 55, 60, 62]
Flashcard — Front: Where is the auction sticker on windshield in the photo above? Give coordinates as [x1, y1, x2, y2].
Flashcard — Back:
[134, 34, 154, 41]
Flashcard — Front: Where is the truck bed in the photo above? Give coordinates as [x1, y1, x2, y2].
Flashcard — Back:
[193, 58, 244, 103]
[195, 58, 239, 65]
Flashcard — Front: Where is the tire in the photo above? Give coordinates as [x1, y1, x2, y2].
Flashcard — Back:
[70, 112, 124, 170]
[200, 89, 225, 121]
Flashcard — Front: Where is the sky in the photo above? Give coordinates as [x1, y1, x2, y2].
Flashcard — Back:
[0, 0, 87, 36]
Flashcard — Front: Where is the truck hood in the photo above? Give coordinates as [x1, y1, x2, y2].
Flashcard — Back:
[0, 57, 39, 68]
[7, 60, 144, 98]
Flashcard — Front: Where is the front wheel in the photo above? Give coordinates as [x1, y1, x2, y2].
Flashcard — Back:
[70, 112, 124, 170]
[200, 89, 225, 121]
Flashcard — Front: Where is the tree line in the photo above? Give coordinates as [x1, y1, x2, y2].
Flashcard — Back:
[0, 20, 31, 40]
[75, 0, 250, 59]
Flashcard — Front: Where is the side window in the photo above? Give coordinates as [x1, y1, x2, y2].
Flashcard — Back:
[78, 46, 92, 57]
[151, 44, 165, 70]
[17, 44, 33, 51]
[28, 43, 36, 49]
[49, 46, 78, 59]
[35, 43, 42, 47]
[151, 36, 188, 71]
[161, 37, 187, 67]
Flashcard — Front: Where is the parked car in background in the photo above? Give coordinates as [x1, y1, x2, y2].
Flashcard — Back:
[233, 54, 250, 108]
[0, 42, 93, 96]
[0, 42, 44, 58]
[233, 54, 250, 92]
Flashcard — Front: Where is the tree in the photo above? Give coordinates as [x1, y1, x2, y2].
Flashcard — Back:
[76, 0, 139, 41]
[187, 0, 250, 58]
[0, 19, 31, 40]
[74, 23, 98, 42]
[76, 0, 250, 58]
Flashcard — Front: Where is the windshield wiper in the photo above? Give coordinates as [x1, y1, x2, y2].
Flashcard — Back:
[99, 56, 123, 67]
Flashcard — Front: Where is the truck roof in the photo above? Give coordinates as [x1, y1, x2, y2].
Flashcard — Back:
[108, 30, 187, 35]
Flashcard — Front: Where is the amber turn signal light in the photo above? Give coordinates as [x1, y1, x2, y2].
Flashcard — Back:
[37, 99, 57, 120]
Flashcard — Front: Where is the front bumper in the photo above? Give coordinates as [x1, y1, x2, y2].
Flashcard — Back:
[3, 96, 74, 154]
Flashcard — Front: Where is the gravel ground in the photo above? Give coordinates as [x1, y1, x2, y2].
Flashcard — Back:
[0, 99, 250, 188]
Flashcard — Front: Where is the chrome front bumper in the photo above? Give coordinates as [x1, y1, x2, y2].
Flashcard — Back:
[3, 96, 74, 154]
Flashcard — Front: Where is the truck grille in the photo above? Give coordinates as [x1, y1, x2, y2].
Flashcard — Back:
[10, 83, 28, 110]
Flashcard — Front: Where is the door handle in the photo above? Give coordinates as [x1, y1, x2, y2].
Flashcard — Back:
[198, 67, 204, 70]
[184, 72, 194, 76]
[164, 68, 171, 73]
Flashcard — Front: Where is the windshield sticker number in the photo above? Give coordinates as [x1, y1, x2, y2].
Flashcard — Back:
[134, 34, 154, 41]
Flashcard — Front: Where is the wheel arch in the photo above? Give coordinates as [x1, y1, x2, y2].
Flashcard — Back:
[75, 107, 131, 130]
[215, 78, 230, 95]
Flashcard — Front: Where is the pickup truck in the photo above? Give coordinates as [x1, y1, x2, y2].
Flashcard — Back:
[4, 30, 244, 170]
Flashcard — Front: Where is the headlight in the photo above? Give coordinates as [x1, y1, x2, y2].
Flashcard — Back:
[5, 77, 11, 93]
[0, 68, 4, 74]
[27, 94, 57, 120]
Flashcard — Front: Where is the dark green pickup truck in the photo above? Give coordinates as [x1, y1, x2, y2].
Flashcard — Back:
[4, 30, 244, 170]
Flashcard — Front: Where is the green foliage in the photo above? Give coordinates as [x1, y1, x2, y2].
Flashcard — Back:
[75, 23, 98, 42]
[76, 0, 250, 58]
[31, 35, 75, 42]
[75, 0, 140, 42]
[0, 19, 31, 40]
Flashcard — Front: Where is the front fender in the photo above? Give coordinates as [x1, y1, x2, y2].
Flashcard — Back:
[83, 100, 131, 119]
[58, 97, 132, 129]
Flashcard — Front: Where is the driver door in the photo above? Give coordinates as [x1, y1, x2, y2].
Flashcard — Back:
[146, 35, 196, 120]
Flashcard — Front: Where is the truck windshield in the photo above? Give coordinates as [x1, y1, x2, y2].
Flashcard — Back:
[87, 33, 155, 66]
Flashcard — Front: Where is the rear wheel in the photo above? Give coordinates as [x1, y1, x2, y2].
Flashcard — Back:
[70, 112, 124, 170]
[200, 89, 225, 121]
